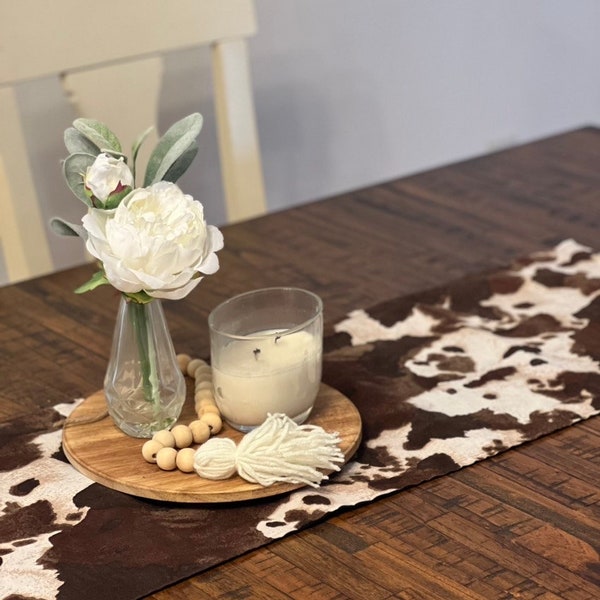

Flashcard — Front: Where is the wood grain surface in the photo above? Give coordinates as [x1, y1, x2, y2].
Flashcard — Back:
[2, 127, 599, 598]
[62, 383, 362, 502]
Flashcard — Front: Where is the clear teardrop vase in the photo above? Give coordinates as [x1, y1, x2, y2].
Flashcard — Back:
[104, 296, 186, 438]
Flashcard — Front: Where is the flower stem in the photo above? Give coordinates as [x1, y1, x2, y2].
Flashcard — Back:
[129, 298, 158, 404]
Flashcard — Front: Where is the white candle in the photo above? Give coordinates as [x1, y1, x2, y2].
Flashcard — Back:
[212, 328, 322, 429]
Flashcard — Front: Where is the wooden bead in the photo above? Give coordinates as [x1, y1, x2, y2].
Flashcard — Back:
[152, 430, 175, 448]
[194, 389, 214, 403]
[176, 447, 197, 473]
[141, 439, 164, 463]
[176, 353, 191, 374]
[189, 420, 211, 444]
[171, 424, 193, 448]
[194, 397, 219, 412]
[186, 358, 207, 377]
[193, 366, 212, 380]
[200, 412, 222, 435]
[195, 382, 213, 393]
[156, 447, 178, 470]
[199, 404, 221, 416]
[195, 380, 213, 392]
[195, 395, 216, 408]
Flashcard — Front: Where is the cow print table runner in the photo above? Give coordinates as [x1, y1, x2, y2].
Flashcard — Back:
[2, 239, 599, 600]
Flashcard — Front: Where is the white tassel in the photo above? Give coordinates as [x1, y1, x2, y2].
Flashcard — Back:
[193, 413, 345, 487]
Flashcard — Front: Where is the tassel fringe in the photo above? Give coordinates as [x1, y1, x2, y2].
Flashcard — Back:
[193, 413, 345, 487]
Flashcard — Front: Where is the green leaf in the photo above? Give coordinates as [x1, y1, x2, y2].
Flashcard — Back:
[124, 290, 154, 304]
[63, 153, 97, 206]
[131, 125, 154, 182]
[49, 217, 86, 238]
[64, 127, 100, 155]
[144, 113, 203, 186]
[74, 270, 109, 294]
[162, 141, 198, 183]
[73, 118, 122, 153]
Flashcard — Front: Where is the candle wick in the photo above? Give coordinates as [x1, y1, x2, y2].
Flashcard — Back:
[253, 348, 261, 360]
[274, 335, 281, 344]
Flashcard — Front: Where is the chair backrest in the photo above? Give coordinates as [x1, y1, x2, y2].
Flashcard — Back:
[0, 0, 266, 283]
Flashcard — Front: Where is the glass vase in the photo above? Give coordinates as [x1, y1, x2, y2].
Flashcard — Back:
[104, 296, 186, 438]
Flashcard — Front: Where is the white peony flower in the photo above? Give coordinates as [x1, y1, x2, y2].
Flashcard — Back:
[84, 153, 134, 204]
[82, 181, 224, 300]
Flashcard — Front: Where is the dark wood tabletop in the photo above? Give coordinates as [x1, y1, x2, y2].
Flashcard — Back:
[2, 127, 599, 599]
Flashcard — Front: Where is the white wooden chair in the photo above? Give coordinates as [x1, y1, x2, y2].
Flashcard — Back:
[0, 0, 266, 283]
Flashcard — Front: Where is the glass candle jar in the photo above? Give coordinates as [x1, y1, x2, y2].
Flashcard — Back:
[208, 287, 323, 432]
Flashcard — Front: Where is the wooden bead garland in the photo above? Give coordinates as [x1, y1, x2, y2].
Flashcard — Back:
[142, 354, 345, 488]
[141, 353, 223, 472]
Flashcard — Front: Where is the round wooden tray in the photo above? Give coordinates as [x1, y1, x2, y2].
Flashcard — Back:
[62, 383, 362, 503]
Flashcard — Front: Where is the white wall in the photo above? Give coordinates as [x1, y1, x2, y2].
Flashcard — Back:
[4, 0, 600, 282]
[250, 0, 600, 211]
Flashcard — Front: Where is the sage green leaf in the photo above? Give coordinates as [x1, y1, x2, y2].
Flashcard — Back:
[49, 217, 86, 238]
[73, 118, 122, 153]
[131, 125, 154, 182]
[162, 141, 198, 183]
[63, 153, 97, 206]
[132, 126, 154, 163]
[144, 113, 203, 186]
[74, 270, 109, 294]
[64, 127, 100, 155]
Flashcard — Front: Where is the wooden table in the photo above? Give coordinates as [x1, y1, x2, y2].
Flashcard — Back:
[2, 127, 599, 599]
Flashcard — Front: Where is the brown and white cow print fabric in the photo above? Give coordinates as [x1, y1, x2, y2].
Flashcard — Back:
[2, 239, 599, 600]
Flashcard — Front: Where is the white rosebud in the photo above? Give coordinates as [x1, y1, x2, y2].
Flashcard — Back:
[84, 153, 134, 205]
[81, 181, 224, 300]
